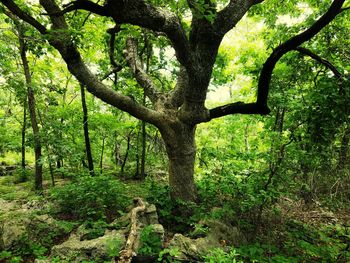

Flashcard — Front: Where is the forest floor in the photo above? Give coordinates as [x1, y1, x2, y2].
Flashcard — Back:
[0, 174, 349, 262]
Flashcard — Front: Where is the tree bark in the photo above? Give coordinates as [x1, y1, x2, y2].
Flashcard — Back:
[80, 83, 95, 176]
[18, 25, 43, 191]
[160, 122, 198, 202]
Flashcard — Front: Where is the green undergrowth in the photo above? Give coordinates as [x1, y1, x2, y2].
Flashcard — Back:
[0, 176, 35, 201]
[204, 221, 350, 263]
[49, 175, 134, 222]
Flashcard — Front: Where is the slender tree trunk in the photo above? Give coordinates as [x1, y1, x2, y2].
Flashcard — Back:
[100, 136, 105, 174]
[47, 151, 55, 186]
[18, 27, 43, 191]
[140, 114, 146, 179]
[121, 131, 132, 175]
[337, 127, 350, 170]
[160, 122, 198, 202]
[80, 83, 94, 176]
[21, 103, 26, 169]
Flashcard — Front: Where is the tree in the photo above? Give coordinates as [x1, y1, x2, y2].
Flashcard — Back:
[1, 0, 347, 201]
[9, 15, 44, 191]
[80, 82, 95, 176]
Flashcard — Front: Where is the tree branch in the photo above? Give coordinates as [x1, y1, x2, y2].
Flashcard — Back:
[43, 0, 108, 16]
[214, 0, 264, 35]
[35, 0, 162, 126]
[45, 0, 192, 70]
[0, 0, 47, 34]
[124, 38, 160, 104]
[208, 0, 345, 121]
[209, 102, 270, 120]
[256, 0, 345, 107]
[107, 25, 122, 84]
[169, 66, 187, 107]
[295, 47, 342, 78]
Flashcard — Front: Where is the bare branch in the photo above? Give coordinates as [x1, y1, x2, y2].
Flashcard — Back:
[106, 25, 122, 84]
[209, 102, 269, 120]
[295, 47, 343, 78]
[124, 38, 160, 104]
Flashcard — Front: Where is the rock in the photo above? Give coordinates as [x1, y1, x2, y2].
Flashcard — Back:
[203, 219, 246, 247]
[34, 259, 51, 263]
[151, 223, 165, 241]
[139, 203, 160, 225]
[169, 220, 246, 261]
[0, 212, 29, 250]
[0, 211, 74, 251]
[51, 229, 126, 262]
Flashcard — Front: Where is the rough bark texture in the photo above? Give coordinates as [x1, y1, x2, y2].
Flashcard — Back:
[160, 120, 198, 202]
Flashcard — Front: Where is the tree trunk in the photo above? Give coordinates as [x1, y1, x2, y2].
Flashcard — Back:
[337, 127, 350, 170]
[21, 103, 26, 170]
[160, 122, 198, 202]
[100, 136, 105, 174]
[80, 83, 95, 176]
[121, 131, 132, 175]
[18, 27, 43, 191]
[140, 120, 146, 179]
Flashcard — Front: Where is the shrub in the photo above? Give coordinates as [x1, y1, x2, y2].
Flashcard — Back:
[50, 176, 130, 221]
[138, 225, 162, 255]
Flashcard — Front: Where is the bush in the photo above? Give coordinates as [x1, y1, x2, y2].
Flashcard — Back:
[138, 225, 162, 256]
[50, 176, 130, 221]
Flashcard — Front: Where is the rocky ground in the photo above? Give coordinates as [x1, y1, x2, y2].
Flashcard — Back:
[0, 195, 244, 263]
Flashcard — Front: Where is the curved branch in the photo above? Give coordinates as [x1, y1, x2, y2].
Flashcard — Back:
[45, 0, 192, 69]
[295, 47, 342, 78]
[208, 0, 345, 121]
[256, 0, 345, 107]
[10, 0, 162, 126]
[124, 38, 160, 104]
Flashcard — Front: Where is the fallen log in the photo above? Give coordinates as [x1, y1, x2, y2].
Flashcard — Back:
[117, 197, 146, 263]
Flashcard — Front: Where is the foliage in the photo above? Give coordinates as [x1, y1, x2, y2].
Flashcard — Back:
[204, 248, 243, 263]
[82, 219, 109, 240]
[157, 248, 181, 263]
[145, 178, 205, 232]
[105, 236, 123, 258]
[138, 225, 162, 255]
[50, 176, 130, 221]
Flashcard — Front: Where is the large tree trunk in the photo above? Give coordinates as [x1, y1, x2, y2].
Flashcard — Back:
[160, 122, 198, 202]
